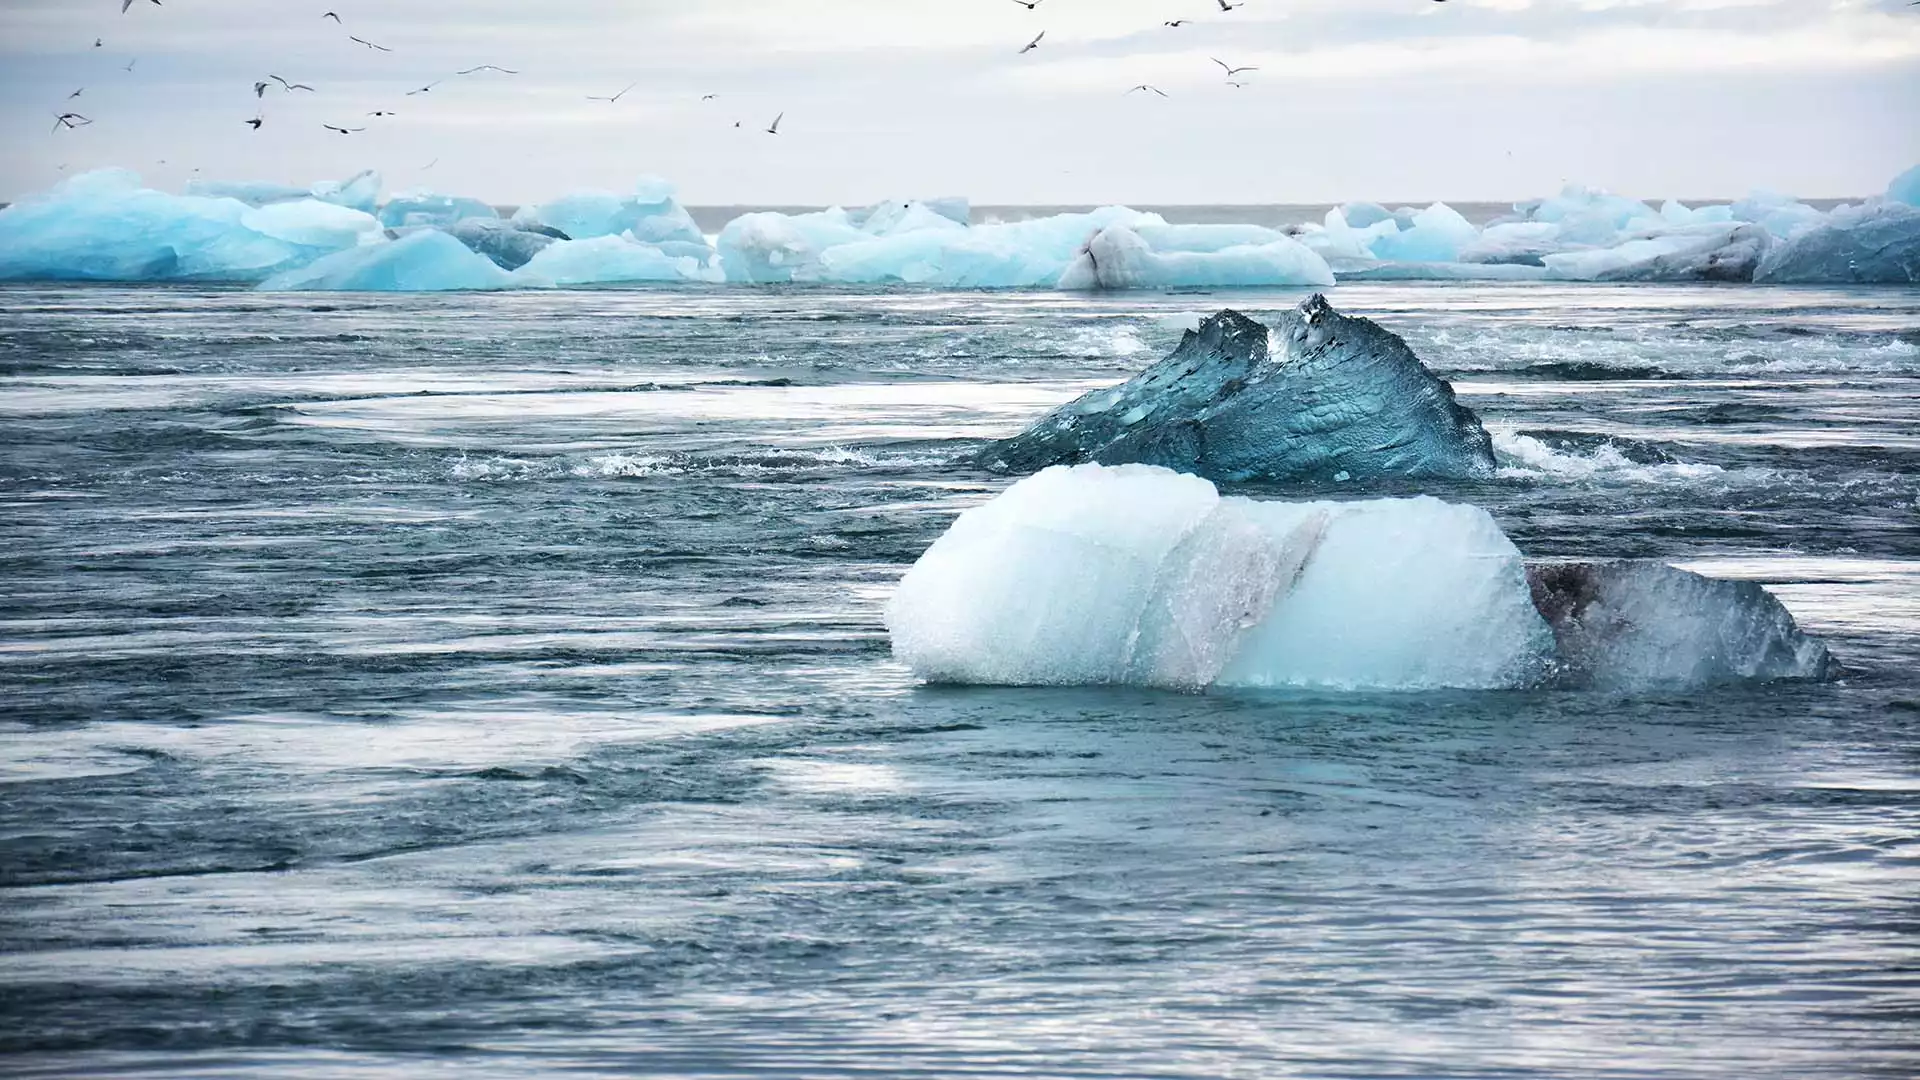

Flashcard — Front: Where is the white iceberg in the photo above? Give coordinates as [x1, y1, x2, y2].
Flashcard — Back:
[887, 464, 1551, 691]
[1056, 224, 1335, 290]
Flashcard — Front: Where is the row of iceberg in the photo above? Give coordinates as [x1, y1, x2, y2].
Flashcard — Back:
[2, 165, 1915, 291]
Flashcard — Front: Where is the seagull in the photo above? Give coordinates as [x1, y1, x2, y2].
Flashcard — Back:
[254, 80, 269, 97]
[93, 38, 103, 47]
[323, 11, 340, 21]
[405, 81, 440, 95]
[455, 65, 517, 75]
[270, 75, 315, 92]
[245, 116, 263, 130]
[367, 110, 397, 117]
[1216, 0, 1243, 10]
[121, 0, 160, 11]
[1010, 0, 1043, 7]
[422, 158, 438, 170]
[765, 111, 782, 134]
[1212, 58, 1258, 76]
[53, 112, 92, 132]
[586, 82, 635, 101]
[123, 59, 137, 72]
[1164, 20, 1188, 27]
[1019, 31, 1045, 54]
[701, 94, 717, 101]
[1227, 80, 1248, 88]
[1128, 84, 1169, 97]
[350, 36, 391, 52]
[322, 124, 366, 135]
[68, 88, 84, 99]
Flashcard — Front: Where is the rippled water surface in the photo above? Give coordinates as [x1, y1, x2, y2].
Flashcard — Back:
[2, 282, 1917, 1078]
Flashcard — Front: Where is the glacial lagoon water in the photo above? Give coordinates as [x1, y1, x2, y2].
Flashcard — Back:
[1, 281, 1917, 1077]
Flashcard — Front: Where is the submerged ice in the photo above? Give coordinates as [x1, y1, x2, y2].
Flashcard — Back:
[888, 464, 1834, 692]
[4, 163, 1917, 289]
[978, 297, 1494, 484]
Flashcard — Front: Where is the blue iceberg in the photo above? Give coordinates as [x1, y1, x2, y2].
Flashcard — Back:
[258, 229, 511, 292]
[977, 296, 1493, 483]
[513, 177, 704, 246]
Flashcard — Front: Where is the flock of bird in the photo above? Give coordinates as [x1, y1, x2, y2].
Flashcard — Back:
[53, 0, 1458, 143]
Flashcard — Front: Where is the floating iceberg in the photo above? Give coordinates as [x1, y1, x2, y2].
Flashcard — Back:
[512, 234, 724, 286]
[977, 297, 1493, 483]
[887, 464, 1835, 692]
[1890, 165, 1920, 208]
[1545, 222, 1772, 283]
[1752, 202, 1920, 285]
[258, 229, 512, 291]
[514, 177, 705, 246]
[446, 218, 560, 271]
[1366, 203, 1480, 263]
[380, 189, 500, 230]
[1527, 561, 1834, 688]
[0, 169, 368, 282]
[1056, 224, 1334, 290]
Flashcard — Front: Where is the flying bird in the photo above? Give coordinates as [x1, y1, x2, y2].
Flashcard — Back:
[455, 65, 517, 75]
[323, 11, 340, 21]
[68, 88, 84, 99]
[1128, 84, 1169, 97]
[586, 82, 635, 101]
[254, 80, 269, 98]
[121, 0, 160, 11]
[245, 116, 263, 130]
[765, 111, 782, 134]
[1164, 20, 1188, 27]
[53, 112, 92, 132]
[270, 75, 315, 92]
[405, 81, 440, 95]
[349, 36, 391, 52]
[1019, 31, 1045, 54]
[1212, 58, 1258, 76]
[367, 110, 397, 117]
[322, 124, 366, 135]
[1216, 0, 1243, 10]
[701, 94, 717, 101]
[93, 38, 103, 47]
[123, 59, 137, 72]
[1009, 0, 1043, 7]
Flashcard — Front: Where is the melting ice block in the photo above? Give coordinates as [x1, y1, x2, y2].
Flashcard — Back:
[257, 229, 512, 291]
[1366, 202, 1480, 263]
[380, 190, 500, 229]
[1890, 164, 1920, 208]
[977, 296, 1493, 483]
[446, 218, 559, 270]
[1753, 202, 1920, 285]
[1528, 562, 1833, 687]
[1545, 222, 1772, 283]
[886, 464, 1552, 691]
[888, 465, 1837, 692]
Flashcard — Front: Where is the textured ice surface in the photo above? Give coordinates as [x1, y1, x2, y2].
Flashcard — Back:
[887, 464, 1552, 691]
[1055, 224, 1334, 290]
[1546, 223, 1772, 283]
[0, 169, 355, 282]
[889, 465, 1836, 691]
[380, 190, 500, 229]
[516, 177, 704, 246]
[979, 296, 1493, 483]
[1753, 202, 1920, 285]
[512, 235, 725, 286]
[1366, 203, 1480, 263]
[447, 218, 558, 271]
[717, 209, 871, 283]
[1528, 562, 1834, 687]
[257, 229, 511, 291]
[308, 170, 383, 215]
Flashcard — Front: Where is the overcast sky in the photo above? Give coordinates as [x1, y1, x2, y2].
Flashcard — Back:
[2, 0, 1916, 207]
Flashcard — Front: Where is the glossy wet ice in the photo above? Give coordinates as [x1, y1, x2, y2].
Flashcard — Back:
[1, 282, 1916, 1077]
